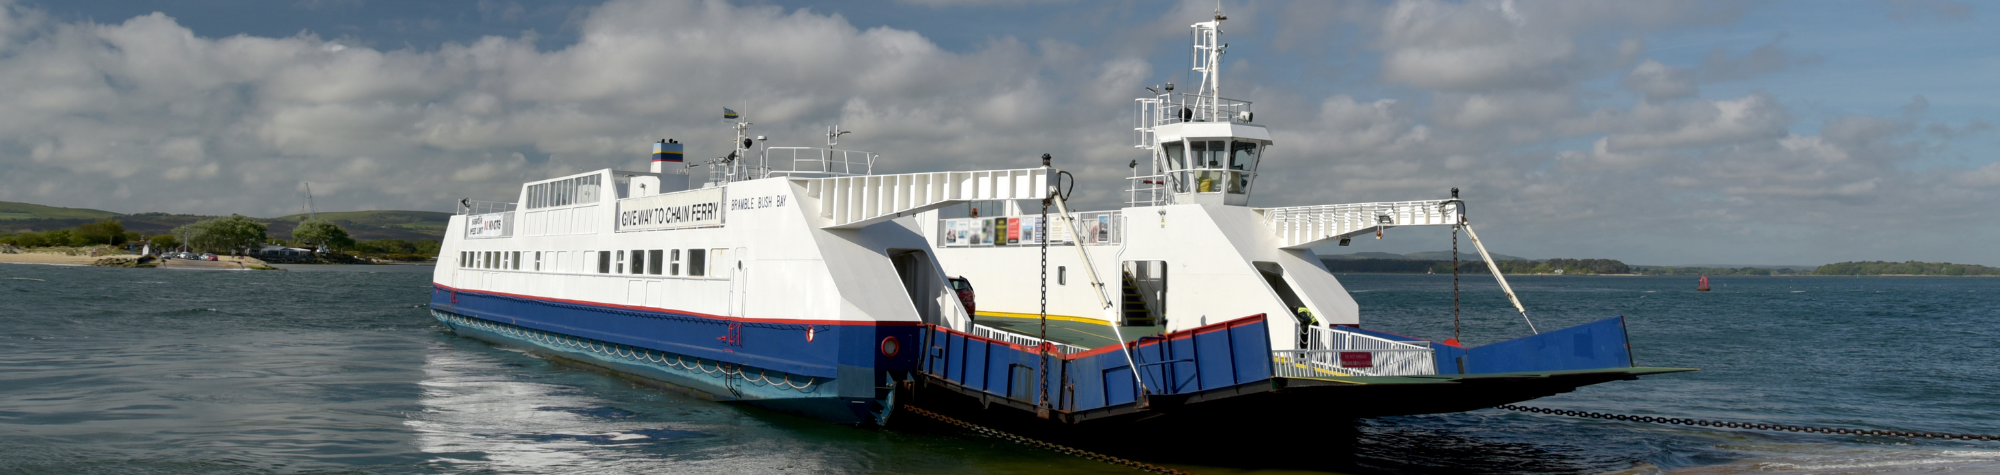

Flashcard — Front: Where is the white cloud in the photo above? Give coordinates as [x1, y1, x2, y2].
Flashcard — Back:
[0, 0, 1991, 266]
[1623, 59, 1697, 102]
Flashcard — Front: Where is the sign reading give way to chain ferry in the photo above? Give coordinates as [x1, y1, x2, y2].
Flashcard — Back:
[617, 187, 724, 232]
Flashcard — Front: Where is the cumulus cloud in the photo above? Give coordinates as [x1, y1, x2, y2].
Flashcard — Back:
[1624, 59, 1698, 102]
[0, 0, 1991, 266]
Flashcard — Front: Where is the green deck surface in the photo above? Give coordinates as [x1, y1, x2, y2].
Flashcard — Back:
[974, 314, 1163, 349]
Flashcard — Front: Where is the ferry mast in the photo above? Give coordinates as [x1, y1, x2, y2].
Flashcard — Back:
[1131, 9, 1269, 208]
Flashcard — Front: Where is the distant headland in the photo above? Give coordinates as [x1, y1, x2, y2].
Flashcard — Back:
[1319, 252, 1999, 277]
[0, 200, 449, 266]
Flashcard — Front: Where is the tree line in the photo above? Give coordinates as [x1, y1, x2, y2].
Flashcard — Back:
[1812, 261, 2000, 276]
[1322, 258, 1633, 275]
[3, 216, 436, 261]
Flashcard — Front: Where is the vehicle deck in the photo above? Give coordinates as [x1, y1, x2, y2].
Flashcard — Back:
[972, 313, 1164, 348]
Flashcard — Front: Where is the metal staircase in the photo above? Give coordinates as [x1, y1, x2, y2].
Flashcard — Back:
[1119, 271, 1156, 326]
[1254, 199, 1462, 249]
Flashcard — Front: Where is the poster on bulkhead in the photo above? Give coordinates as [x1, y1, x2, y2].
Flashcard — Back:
[980, 218, 995, 245]
[1096, 215, 1110, 242]
[1020, 217, 1039, 245]
[1006, 218, 1020, 244]
[944, 220, 959, 245]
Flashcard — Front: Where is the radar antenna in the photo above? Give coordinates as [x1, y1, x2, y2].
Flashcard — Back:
[827, 125, 852, 147]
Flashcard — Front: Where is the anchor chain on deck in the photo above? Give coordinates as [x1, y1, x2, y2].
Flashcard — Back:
[1499, 405, 2000, 442]
[903, 405, 1196, 475]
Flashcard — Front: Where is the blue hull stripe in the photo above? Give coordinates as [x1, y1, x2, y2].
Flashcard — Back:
[430, 284, 924, 381]
[430, 308, 877, 424]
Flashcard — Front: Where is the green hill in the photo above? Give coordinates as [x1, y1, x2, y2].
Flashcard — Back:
[0, 201, 120, 221]
[0, 200, 450, 241]
[1813, 261, 2000, 276]
[268, 210, 451, 239]
[1321, 250, 1530, 262]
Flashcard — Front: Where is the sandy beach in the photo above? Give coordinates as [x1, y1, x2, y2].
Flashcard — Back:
[0, 252, 136, 266]
[0, 251, 270, 268]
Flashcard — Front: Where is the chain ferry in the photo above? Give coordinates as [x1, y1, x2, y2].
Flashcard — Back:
[430, 118, 1038, 425]
[901, 12, 1692, 433]
[429, 11, 1690, 437]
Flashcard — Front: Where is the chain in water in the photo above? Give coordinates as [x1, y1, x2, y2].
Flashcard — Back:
[904, 405, 1196, 475]
[1499, 405, 2000, 441]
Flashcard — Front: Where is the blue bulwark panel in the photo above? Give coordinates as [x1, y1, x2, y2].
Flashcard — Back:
[1103, 365, 1137, 407]
[1463, 316, 1633, 374]
[1228, 320, 1272, 382]
[1432, 343, 1469, 375]
[916, 315, 1275, 414]
[1194, 330, 1235, 391]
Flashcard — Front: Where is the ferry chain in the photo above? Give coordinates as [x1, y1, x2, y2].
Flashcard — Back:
[1498, 405, 2000, 442]
[903, 405, 1196, 475]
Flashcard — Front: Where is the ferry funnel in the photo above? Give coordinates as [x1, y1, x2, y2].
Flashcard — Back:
[651, 139, 683, 173]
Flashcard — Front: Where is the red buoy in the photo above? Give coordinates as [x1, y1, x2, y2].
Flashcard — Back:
[1697, 275, 1711, 292]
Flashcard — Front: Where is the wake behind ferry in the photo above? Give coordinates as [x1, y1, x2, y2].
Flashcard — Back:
[428, 10, 1690, 438]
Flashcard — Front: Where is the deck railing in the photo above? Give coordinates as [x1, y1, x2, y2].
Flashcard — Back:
[761, 147, 877, 178]
[1273, 327, 1437, 377]
[971, 324, 1088, 355]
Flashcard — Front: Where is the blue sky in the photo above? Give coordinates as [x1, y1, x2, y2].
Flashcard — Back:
[1, 0, 1993, 266]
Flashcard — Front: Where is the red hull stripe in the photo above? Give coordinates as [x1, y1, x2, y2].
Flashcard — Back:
[432, 283, 924, 327]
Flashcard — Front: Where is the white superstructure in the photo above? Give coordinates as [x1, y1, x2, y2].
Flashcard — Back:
[921, 11, 1465, 351]
[428, 113, 1051, 424]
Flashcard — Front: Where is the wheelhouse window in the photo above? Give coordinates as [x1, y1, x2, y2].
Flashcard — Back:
[1228, 141, 1260, 194]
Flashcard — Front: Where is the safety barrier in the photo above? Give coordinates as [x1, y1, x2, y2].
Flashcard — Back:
[971, 323, 1088, 355]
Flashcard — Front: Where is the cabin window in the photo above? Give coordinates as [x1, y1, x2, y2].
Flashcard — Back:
[616, 250, 626, 274]
[459, 251, 467, 268]
[648, 250, 663, 275]
[511, 251, 521, 270]
[670, 249, 682, 276]
[687, 249, 706, 277]
[630, 249, 645, 275]
[597, 251, 610, 274]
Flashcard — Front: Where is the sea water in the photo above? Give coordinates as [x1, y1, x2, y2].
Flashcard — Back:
[2, 263, 1996, 474]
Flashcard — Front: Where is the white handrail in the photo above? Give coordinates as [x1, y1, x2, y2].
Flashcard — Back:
[971, 324, 1087, 355]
